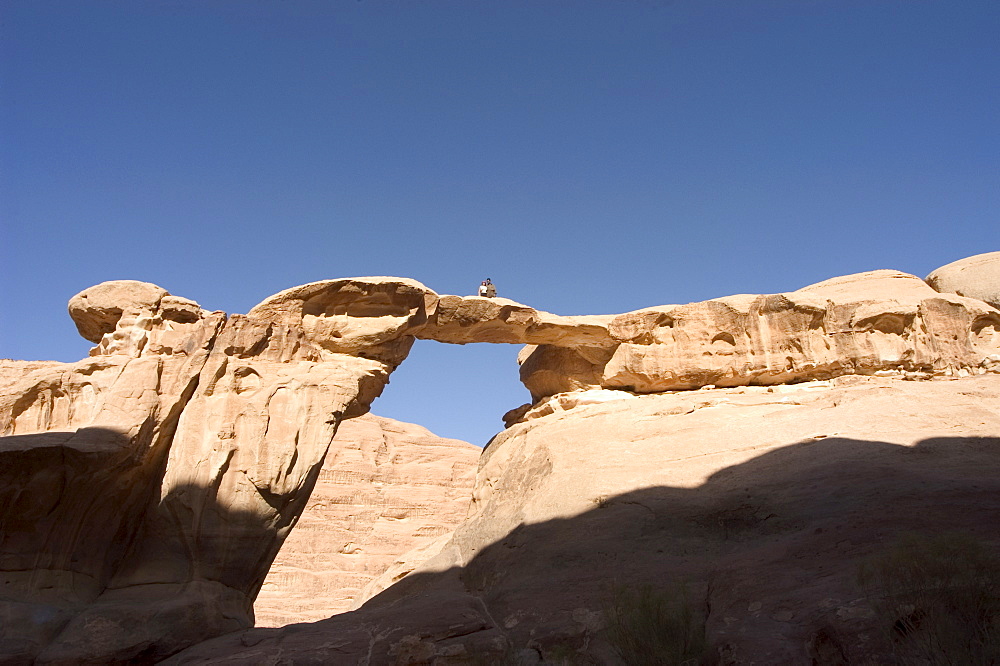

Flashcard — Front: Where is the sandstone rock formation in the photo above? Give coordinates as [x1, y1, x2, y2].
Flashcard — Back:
[0, 294, 223, 663]
[254, 414, 478, 627]
[0, 278, 447, 664]
[414, 295, 615, 347]
[66, 279, 170, 342]
[166, 373, 1000, 664]
[246, 277, 434, 366]
[4, 254, 1000, 664]
[926, 250, 1000, 309]
[518, 269, 1000, 401]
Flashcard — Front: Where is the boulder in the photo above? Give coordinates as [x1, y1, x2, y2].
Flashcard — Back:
[68, 280, 169, 343]
[926, 250, 1000, 309]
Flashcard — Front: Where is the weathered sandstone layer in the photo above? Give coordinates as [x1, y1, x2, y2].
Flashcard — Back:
[0, 277, 446, 663]
[3, 254, 999, 664]
[254, 414, 478, 627]
[517, 270, 1000, 401]
[167, 373, 1000, 664]
[926, 250, 1000, 309]
[0, 288, 223, 662]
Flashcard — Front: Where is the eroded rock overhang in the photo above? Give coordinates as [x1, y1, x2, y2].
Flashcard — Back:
[63, 269, 1000, 423]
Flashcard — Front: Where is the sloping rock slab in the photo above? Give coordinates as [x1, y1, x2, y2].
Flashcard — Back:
[168, 374, 1000, 664]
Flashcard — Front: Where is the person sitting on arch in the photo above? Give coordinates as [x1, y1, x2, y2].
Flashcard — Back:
[478, 280, 488, 297]
[484, 278, 496, 298]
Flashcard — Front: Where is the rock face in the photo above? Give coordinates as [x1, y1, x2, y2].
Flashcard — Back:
[66, 279, 170, 342]
[518, 270, 1000, 401]
[0, 278, 444, 664]
[0, 300, 223, 663]
[414, 295, 615, 347]
[166, 373, 1000, 665]
[3, 254, 1000, 664]
[246, 277, 434, 366]
[254, 414, 478, 627]
[926, 250, 1000, 309]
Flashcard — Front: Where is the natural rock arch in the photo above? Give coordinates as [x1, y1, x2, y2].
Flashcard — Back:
[2, 256, 999, 662]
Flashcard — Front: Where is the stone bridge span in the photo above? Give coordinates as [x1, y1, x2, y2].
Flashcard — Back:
[0, 259, 997, 663]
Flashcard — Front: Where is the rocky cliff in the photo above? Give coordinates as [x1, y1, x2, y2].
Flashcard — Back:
[255, 414, 478, 627]
[515, 269, 1000, 402]
[167, 373, 1000, 665]
[1, 277, 451, 663]
[2, 253, 999, 664]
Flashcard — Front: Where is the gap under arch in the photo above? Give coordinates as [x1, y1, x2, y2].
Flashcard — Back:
[370, 339, 527, 447]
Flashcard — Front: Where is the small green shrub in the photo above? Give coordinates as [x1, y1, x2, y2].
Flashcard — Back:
[604, 583, 706, 666]
[859, 532, 1000, 665]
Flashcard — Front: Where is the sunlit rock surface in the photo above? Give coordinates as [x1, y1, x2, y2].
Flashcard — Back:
[0, 299, 223, 662]
[3, 253, 1000, 663]
[519, 270, 1000, 401]
[1, 279, 434, 663]
[414, 294, 616, 347]
[926, 250, 1000, 309]
[254, 414, 478, 627]
[167, 374, 1000, 664]
[67, 279, 171, 343]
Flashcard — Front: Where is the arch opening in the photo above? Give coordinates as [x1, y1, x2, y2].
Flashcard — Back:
[372, 339, 527, 447]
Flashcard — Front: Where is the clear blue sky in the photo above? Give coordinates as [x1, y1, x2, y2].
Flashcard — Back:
[2, 1, 998, 446]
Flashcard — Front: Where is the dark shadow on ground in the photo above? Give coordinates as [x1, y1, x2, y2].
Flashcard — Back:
[166, 434, 1000, 664]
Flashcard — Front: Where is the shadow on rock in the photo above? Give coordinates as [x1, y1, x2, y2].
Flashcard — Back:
[166, 435, 1000, 664]
[1, 427, 151, 661]
[0, 426, 287, 664]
